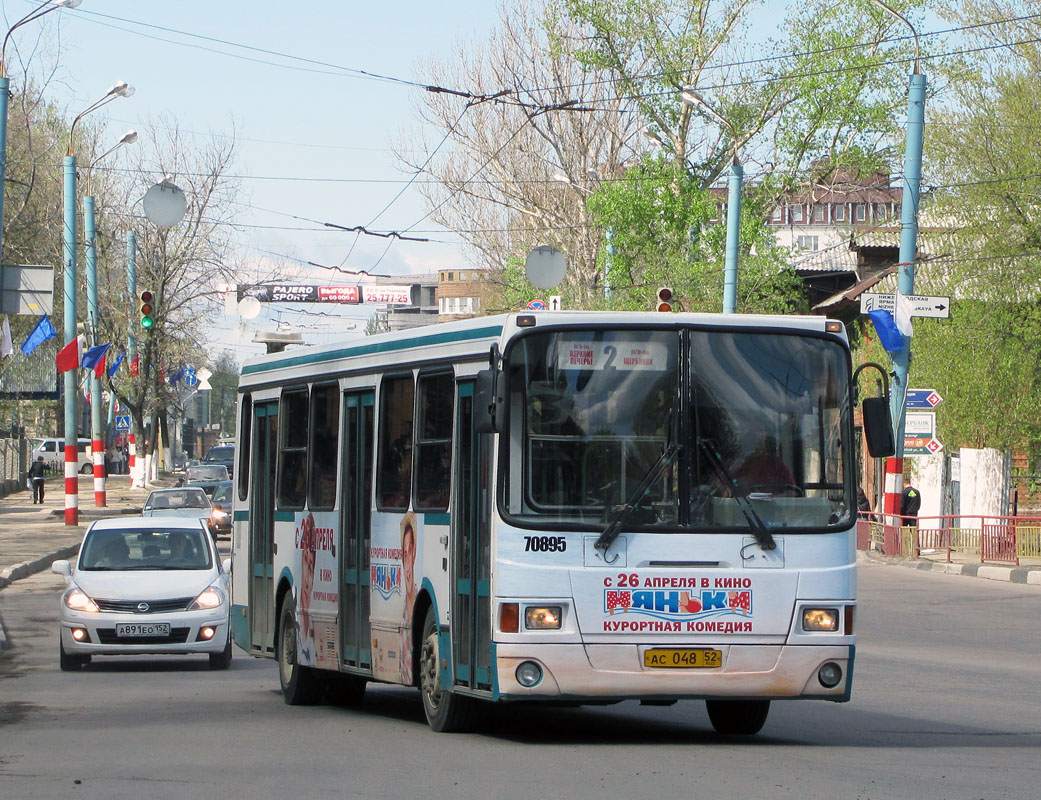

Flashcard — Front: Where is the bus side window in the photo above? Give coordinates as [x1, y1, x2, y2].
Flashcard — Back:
[378, 374, 415, 509]
[415, 371, 453, 510]
[278, 388, 309, 509]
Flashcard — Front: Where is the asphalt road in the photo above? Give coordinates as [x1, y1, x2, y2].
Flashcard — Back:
[1, 562, 1038, 800]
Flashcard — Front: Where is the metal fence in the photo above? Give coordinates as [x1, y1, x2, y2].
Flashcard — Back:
[0, 437, 30, 499]
[857, 512, 1041, 567]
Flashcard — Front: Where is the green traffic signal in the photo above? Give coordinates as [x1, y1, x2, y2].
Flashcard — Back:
[139, 290, 154, 330]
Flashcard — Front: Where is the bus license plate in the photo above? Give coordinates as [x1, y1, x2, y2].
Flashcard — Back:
[116, 622, 170, 637]
[644, 648, 722, 668]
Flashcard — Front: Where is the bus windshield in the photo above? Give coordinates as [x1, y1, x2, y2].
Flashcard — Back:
[503, 327, 851, 531]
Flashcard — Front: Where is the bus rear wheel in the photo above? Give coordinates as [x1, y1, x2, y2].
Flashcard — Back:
[278, 598, 323, 705]
[705, 699, 770, 735]
[419, 605, 474, 732]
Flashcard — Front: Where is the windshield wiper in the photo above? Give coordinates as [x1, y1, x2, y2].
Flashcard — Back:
[697, 438, 776, 552]
[594, 443, 681, 555]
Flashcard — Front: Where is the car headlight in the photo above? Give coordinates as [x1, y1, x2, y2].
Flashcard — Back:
[525, 606, 563, 630]
[210, 508, 229, 521]
[64, 587, 99, 613]
[189, 586, 225, 611]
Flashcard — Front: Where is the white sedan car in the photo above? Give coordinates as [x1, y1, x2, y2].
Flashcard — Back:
[52, 517, 232, 671]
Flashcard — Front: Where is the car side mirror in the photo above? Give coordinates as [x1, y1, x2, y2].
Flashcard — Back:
[222, 557, 232, 574]
[474, 368, 505, 434]
[51, 559, 73, 586]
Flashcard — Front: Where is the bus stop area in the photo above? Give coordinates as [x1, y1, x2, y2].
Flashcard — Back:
[857, 513, 1041, 585]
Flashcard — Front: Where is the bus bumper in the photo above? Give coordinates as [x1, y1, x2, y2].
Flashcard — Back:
[494, 643, 853, 702]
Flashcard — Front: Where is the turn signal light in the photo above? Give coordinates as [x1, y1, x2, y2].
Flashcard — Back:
[500, 603, 519, 633]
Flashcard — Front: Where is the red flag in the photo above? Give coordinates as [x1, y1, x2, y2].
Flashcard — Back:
[94, 353, 106, 379]
[130, 354, 139, 376]
[56, 336, 82, 374]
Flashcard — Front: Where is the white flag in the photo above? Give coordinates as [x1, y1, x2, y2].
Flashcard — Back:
[894, 292, 913, 337]
[0, 316, 13, 358]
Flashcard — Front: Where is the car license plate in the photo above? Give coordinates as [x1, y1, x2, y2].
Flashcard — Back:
[644, 648, 722, 668]
[116, 622, 170, 637]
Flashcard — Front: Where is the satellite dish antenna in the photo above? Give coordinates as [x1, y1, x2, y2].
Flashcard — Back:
[142, 181, 188, 227]
[525, 245, 567, 289]
[238, 296, 261, 320]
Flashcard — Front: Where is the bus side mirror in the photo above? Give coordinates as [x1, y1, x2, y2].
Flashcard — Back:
[474, 368, 504, 434]
[862, 396, 895, 458]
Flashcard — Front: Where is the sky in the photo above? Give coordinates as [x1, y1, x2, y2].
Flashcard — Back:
[1, 0, 502, 359]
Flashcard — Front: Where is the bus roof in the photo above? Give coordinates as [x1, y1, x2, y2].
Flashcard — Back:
[238, 311, 843, 388]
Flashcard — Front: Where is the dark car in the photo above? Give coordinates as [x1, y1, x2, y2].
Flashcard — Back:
[207, 480, 233, 539]
[203, 445, 235, 478]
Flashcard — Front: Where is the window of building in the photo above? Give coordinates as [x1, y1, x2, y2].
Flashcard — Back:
[771, 206, 782, 222]
[797, 235, 819, 251]
[447, 272, 454, 282]
[814, 204, 826, 222]
[377, 374, 414, 509]
[855, 204, 866, 222]
[834, 204, 845, 222]
[278, 388, 309, 509]
[414, 372, 453, 510]
[790, 205, 804, 223]
[308, 383, 339, 510]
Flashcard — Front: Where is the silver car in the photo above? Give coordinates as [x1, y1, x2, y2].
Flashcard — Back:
[52, 517, 232, 671]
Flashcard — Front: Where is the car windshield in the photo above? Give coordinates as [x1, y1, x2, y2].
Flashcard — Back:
[205, 447, 234, 462]
[212, 483, 232, 503]
[79, 527, 212, 571]
[189, 465, 228, 480]
[145, 490, 210, 510]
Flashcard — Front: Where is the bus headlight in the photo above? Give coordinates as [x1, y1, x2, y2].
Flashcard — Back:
[802, 608, 839, 632]
[525, 606, 562, 630]
[515, 661, 543, 687]
[818, 662, 843, 688]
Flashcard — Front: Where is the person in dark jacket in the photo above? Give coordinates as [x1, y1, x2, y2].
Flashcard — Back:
[901, 484, 921, 527]
[28, 456, 46, 504]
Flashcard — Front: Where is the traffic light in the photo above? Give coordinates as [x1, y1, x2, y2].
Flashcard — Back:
[139, 290, 155, 329]
[656, 286, 673, 312]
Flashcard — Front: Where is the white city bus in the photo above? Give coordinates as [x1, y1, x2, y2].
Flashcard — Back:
[230, 311, 892, 734]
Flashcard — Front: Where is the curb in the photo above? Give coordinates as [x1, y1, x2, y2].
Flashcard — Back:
[0, 543, 81, 591]
[857, 549, 1041, 585]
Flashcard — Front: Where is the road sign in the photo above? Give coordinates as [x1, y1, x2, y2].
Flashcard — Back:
[906, 388, 943, 409]
[115, 414, 130, 431]
[527, 299, 546, 311]
[905, 412, 935, 436]
[904, 436, 944, 456]
[860, 293, 951, 318]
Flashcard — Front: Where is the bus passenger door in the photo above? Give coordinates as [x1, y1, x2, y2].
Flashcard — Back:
[340, 391, 374, 672]
[452, 382, 492, 692]
[249, 401, 278, 655]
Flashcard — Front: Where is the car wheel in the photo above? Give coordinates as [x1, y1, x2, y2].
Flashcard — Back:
[705, 699, 770, 735]
[80, 462, 93, 474]
[59, 638, 90, 671]
[419, 605, 475, 732]
[277, 597, 323, 705]
[209, 635, 233, 670]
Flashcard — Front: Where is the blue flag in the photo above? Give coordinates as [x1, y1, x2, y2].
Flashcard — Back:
[107, 352, 126, 377]
[20, 314, 57, 355]
[868, 309, 905, 352]
[81, 342, 111, 372]
[167, 366, 186, 385]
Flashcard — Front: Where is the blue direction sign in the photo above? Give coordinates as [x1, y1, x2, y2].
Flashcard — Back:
[906, 389, 943, 409]
[115, 414, 131, 431]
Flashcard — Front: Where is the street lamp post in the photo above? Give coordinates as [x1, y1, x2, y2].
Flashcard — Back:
[84, 129, 137, 507]
[0, 0, 82, 308]
[868, 0, 927, 528]
[62, 81, 134, 525]
[681, 87, 742, 314]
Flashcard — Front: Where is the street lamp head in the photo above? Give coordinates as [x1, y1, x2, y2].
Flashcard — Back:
[642, 125, 665, 147]
[107, 80, 135, 98]
[119, 129, 139, 145]
[53, 0, 83, 8]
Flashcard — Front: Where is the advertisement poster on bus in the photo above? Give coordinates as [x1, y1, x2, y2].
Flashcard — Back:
[295, 511, 339, 669]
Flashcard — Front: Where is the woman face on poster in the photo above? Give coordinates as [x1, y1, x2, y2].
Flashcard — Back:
[401, 513, 417, 618]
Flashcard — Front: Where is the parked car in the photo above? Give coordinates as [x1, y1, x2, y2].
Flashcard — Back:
[31, 437, 93, 474]
[207, 480, 233, 539]
[51, 517, 232, 671]
[185, 464, 230, 497]
[142, 488, 212, 521]
[202, 444, 235, 478]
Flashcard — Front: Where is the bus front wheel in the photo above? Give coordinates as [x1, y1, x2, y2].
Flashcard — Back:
[278, 598, 323, 705]
[705, 699, 770, 735]
[419, 605, 474, 732]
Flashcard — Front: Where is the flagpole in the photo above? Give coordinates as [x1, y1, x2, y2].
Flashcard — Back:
[84, 194, 107, 506]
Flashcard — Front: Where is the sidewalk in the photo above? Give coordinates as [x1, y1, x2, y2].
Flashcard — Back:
[857, 547, 1041, 585]
[0, 473, 177, 591]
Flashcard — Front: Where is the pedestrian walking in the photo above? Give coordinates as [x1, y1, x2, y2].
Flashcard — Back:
[901, 484, 921, 527]
[28, 455, 46, 504]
